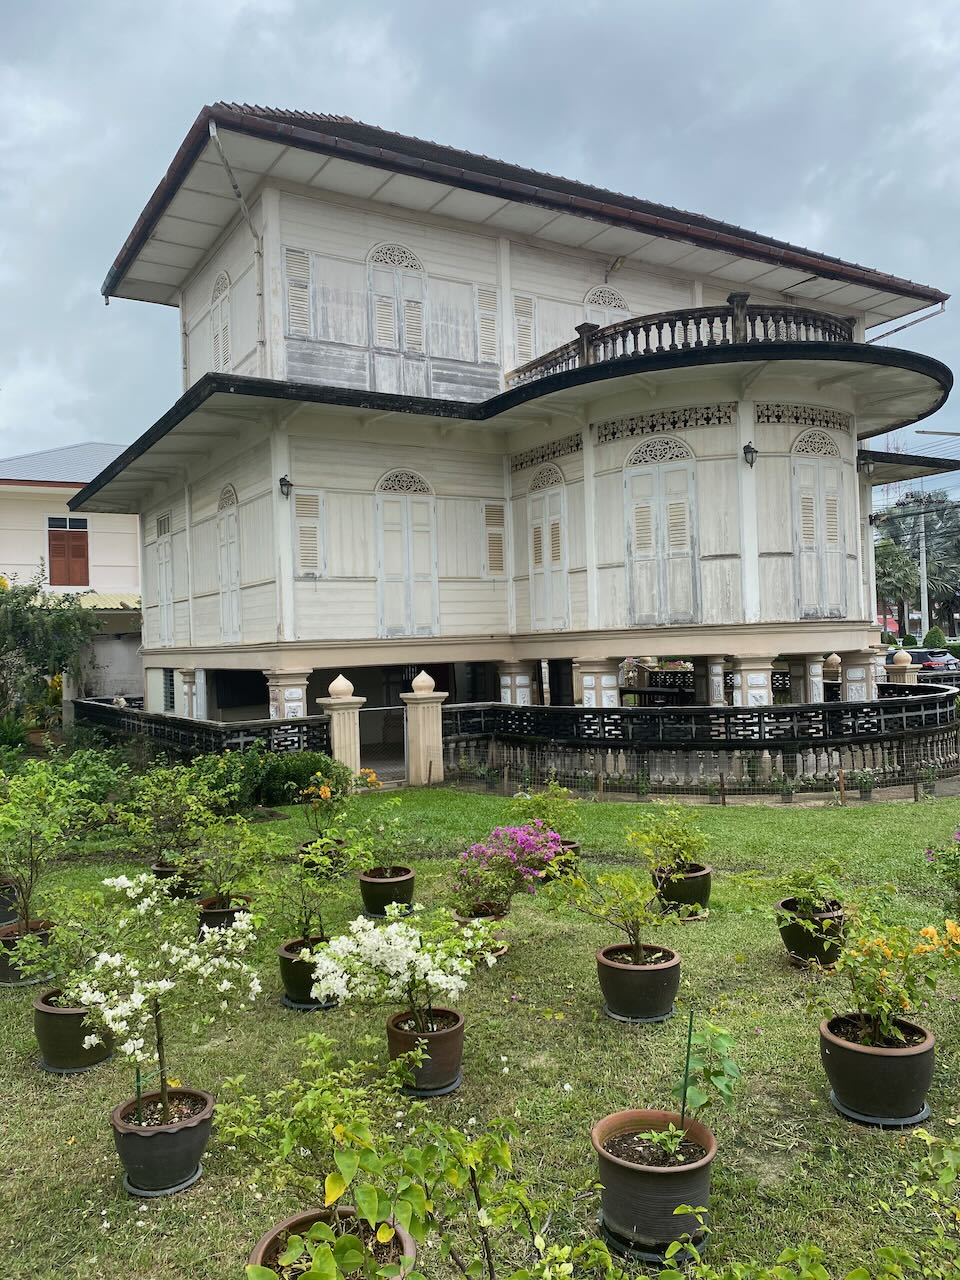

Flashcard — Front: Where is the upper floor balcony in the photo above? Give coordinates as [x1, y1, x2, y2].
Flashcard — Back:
[506, 292, 858, 388]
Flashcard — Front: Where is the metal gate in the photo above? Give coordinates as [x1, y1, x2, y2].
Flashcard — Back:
[359, 705, 407, 783]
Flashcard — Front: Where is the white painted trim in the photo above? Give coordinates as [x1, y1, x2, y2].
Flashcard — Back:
[737, 400, 761, 622]
[497, 236, 514, 374]
[583, 423, 598, 629]
[271, 424, 295, 641]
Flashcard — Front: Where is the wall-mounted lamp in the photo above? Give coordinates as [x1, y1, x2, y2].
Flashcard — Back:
[857, 455, 876, 477]
[278, 475, 293, 499]
[742, 441, 758, 468]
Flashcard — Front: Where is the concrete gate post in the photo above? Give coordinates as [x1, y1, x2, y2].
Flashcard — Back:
[316, 674, 366, 774]
[400, 670, 449, 786]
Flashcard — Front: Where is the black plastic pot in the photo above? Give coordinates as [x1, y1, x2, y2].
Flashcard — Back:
[33, 990, 113, 1073]
[653, 864, 712, 913]
[591, 1108, 716, 1260]
[386, 1006, 464, 1096]
[359, 867, 415, 917]
[596, 944, 680, 1023]
[278, 936, 335, 1011]
[776, 897, 845, 968]
[0, 921, 51, 986]
[820, 1015, 935, 1127]
[150, 862, 201, 899]
[858, 788, 873, 802]
[197, 895, 251, 934]
[111, 1087, 215, 1196]
[923, 781, 937, 796]
[248, 1207, 417, 1275]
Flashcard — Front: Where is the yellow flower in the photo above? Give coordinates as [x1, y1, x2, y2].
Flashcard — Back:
[920, 926, 939, 941]
[945, 920, 960, 943]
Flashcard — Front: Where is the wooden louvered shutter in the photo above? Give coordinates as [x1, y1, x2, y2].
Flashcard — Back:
[285, 248, 311, 337]
[799, 493, 817, 549]
[484, 503, 505, 575]
[794, 459, 821, 618]
[662, 463, 694, 621]
[626, 469, 659, 626]
[821, 467, 845, 616]
[68, 531, 89, 586]
[48, 531, 69, 586]
[532, 524, 544, 567]
[550, 518, 562, 564]
[477, 287, 499, 364]
[294, 492, 322, 576]
[401, 273, 424, 353]
[633, 505, 653, 554]
[513, 295, 535, 365]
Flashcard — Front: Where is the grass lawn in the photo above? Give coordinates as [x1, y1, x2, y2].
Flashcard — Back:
[2, 787, 960, 1278]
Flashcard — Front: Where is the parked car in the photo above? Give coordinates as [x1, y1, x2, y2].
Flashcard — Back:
[886, 647, 960, 670]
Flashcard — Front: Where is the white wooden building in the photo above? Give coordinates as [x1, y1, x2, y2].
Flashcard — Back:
[73, 103, 957, 719]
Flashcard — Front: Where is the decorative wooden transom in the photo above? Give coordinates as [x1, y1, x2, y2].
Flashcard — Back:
[793, 430, 840, 458]
[377, 469, 433, 494]
[755, 403, 852, 432]
[625, 436, 694, 466]
[368, 244, 424, 271]
[211, 271, 230, 303]
[217, 484, 238, 510]
[585, 285, 628, 310]
[528, 464, 565, 491]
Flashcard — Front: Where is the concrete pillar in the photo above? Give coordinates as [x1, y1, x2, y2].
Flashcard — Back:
[886, 649, 918, 686]
[400, 669, 449, 785]
[693, 657, 708, 705]
[264, 669, 312, 720]
[498, 660, 540, 705]
[787, 657, 806, 704]
[871, 646, 888, 690]
[577, 657, 622, 708]
[730, 656, 776, 707]
[840, 651, 877, 702]
[802, 655, 825, 704]
[316, 674, 366, 773]
[706, 657, 726, 706]
[179, 669, 197, 719]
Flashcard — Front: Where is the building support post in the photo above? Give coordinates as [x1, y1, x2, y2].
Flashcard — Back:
[264, 669, 312, 720]
[179, 669, 197, 719]
[707, 656, 727, 706]
[316, 674, 366, 773]
[577, 657, 622, 708]
[840, 650, 877, 703]
[400, 670, 449, 786]
[730, 656, 776, 706]
[802, 656, 825, 704]
[498, 660, 540, 705]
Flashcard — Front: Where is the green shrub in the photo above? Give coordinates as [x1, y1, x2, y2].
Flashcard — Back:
[257, 750, 354, 806]
[949, 643, 960, 661]
[922, 625, 947, 647]
[0, 715, 27, 749]
[902, 633, 918, 647]
[188, 744, 268, 813]
[881, 630, 898, 645]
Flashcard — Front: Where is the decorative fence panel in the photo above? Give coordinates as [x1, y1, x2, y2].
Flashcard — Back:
[73, 698, 331, 758]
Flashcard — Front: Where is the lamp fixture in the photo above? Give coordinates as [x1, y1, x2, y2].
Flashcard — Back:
[278, 474, 293, 499]
[857, 455, 876, 477]
[742, 441, 758, 468]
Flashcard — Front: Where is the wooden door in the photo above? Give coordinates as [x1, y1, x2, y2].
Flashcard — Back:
[217, 505, 241, 642]
[156, 535, 174, 644]
[529, 488, 567, 631]
[793, 456, 846, 619]
[626, 461, 696, 625]
[377, 494, 438, 637]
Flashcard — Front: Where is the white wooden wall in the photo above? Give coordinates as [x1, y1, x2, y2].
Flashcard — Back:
[0, 488, 139, 594]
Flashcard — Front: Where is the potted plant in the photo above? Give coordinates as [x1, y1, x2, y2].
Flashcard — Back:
[12, 884, 120, 1073]
[117, 765, 215, 895]
[67, 871, 261, 1196]
[557, 869, 685, 1023]
[297, 762, 377, 852]
[358, 804, 418, 918]
[189, 815, 268, 932]
[774, 860, 846, 968]
[919, 764, 939, 796]
[452, 822, 562, 921]
[0, 760, 92, 985]
[628, 807, 712, 916]
[848, 768, 875, 801]
[703, 781, 721, 805]
[819, 909, 960, 1126]
[779, 777, 795, 805]
[591, 1017, 739, 1260]
[507, 777, 582, 871]
[923, 832, 960, 912]
[310, 906, 497, 1097]
[267, 826, 369, 1010]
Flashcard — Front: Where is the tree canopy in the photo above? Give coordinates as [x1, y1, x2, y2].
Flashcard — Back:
[0, 575, 100, 717]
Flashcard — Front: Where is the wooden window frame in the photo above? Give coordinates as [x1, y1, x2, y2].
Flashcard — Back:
[47, 516, 89, 587]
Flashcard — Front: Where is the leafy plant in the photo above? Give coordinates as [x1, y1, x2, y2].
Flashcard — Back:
[0, 573, 99, 717]
[452, 823, 562, 916]
[266, 826, 371, 943]
[555, 869, 684, 964]
[116, 765, 221, 869]
[777, 859, 844, 917]
[189, 814, 276, 907]
[628, 1121, 688, 1162]
[924, 832, 960, 911]
[846, 769, 875, 792]
[627, 806, 708, 880]
[507, 776, 581, 841]
[673, 1019, 740, 1117]
[360, 799, 415, 869]
[923, 625, 948, 648]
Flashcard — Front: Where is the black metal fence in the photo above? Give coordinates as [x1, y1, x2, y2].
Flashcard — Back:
[73, 698, 331, 758]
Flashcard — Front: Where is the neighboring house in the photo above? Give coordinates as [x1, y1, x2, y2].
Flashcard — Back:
[72, 102, 958, 720]
[0, 442, 143, 703]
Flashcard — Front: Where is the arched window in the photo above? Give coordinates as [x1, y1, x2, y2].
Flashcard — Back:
[368, 244, 425, 361]
[217, 485, 241, 641]
[792, 432, 845, 618]
[376, 469, 438, 637]
[210, 273, 231, 372]
[623, 436, 697, 625]
[526, 466, 567, 631]
[585, 284, 629, 328]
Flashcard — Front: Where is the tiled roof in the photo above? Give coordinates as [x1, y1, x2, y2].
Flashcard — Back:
[0, 442, 127, 483]
[73, 592, 141, 611]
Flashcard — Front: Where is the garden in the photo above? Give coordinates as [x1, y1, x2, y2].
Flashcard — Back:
[1, 740, 959, 1280]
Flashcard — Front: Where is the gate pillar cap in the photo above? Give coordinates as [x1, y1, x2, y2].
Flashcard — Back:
[892, 649, 912, 667]
[328, 673, 355, 699]
[411, 670, 435, 693]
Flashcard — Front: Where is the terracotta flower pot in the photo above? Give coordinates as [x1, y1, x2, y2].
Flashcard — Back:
[247, 1206, 417, 1275]
[0, 920, 51, 986]
[596, 944, 680, 1023]
[278, 936, 335, 1011]
[197, 895, 251, 934]
[111, 1087, 215, 1196]
[777, 898, 845, 967]
[33, 989, 113, 1074]
[453, 909, 508, 957]
[385, 1006, 464, 1096]
[0, 878, 17, 927]
[591, 1108, 717, 1258]
[359, 867, 415, 917]
[819, 1015, 935, 1127]
[652, 863, 712, 913]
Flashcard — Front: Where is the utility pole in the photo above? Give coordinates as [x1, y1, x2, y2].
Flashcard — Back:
[918, 496, 930, 639]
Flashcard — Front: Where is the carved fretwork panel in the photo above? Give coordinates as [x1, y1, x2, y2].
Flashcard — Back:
[510, 432, 583, 472]
[755, 403, 852, 432]
[594, 403, 737, 445]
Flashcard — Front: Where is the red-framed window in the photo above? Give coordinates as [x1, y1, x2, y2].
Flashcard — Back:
[48, 517, 89, 587]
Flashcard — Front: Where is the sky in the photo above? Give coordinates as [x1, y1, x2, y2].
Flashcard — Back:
[2, 0, 960, 493]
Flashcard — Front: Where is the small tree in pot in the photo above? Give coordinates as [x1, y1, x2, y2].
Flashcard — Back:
[66, 871, 261, 1196]
[507, 777, 582, 873]
[310, 906, 497, 1097]
[117, 765, 219, 892]
[357, 802, 419, 918]
[818, 908, 960, 1126]
[188, 814, 272, 932]
[847, 768, 875, 801]
[591, 1017, 739, 1262]
[628, 807, 712, 916]
[556, 870, 686, 1022]
[774, 859, 846, 968]
[451, 822, 563, 920]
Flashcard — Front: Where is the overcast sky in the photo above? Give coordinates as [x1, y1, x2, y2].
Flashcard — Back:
[2, 0, 959, 489]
